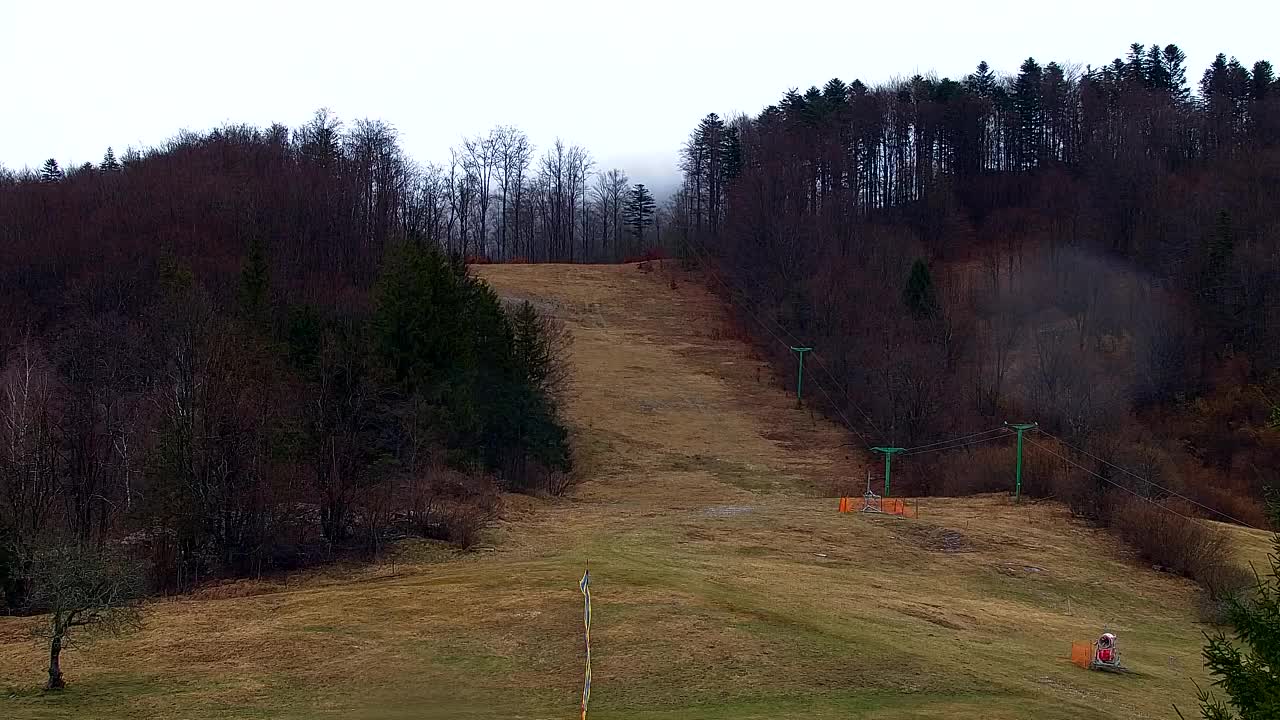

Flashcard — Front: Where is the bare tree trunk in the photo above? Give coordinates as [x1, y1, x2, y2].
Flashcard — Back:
[47, 631, 65, 690]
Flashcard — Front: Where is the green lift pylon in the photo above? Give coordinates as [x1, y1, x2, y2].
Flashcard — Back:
[871, 447, 905, 497]
[790, 347, 812, 403]
[1005, 421, 1038, 502]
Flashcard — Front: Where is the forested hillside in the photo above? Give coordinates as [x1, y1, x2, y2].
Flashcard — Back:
[672, 44, 1280, 525]
[1, 116, 663, 270]
[0, 118, 580, 607]
[1, 41, 1275, 608]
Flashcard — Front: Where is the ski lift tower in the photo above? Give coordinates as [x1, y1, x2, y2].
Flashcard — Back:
[860, 470, 883, 513]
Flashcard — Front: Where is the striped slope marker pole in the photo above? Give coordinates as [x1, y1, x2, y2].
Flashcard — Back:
[580, 566, 591, 720]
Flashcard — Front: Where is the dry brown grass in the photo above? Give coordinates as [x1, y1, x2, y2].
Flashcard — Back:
[0, 262, 1271, 720]
[475, 263, 852, 488]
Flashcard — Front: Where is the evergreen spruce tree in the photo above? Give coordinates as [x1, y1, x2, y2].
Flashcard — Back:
[1227, 58, 1254, 106]
[822, 78, 849, 105]
[1163, 44, 1191, 101]
[373, 244, 482, 462]
[1202, 54, 1232, 98]
[1146, 45, 1171, 91]
[721, 125, 743, 185]
[237, 236, 270, 321]
[780, 89, 809, 128]
[512, 301, 553, 393]
[1201, 54, 1248, 149]
[39, 158, 62, 183]
[802, 86, 826, 123]
[1198, 210, 1240, 350]
[697, 114, 727, 236]
[622, 184, 656, 243]
[1042, 62, 1069, 160]
[506, 300, 571, 481]
[1126, 43, 1149, 85]
[1013, 58, 1045, 168]
[1207, 210, 1236, 290]
[1251, 61, 1275, 100]
[285, 304, 323, 370]
[1109, 58, 1127, 81]
[101, 147, 121, 172]
[964, 61, 997, 97]
[903, 259, 938, 318]
[1183, 500, 1280, 719]
[372, 244, 471, 390]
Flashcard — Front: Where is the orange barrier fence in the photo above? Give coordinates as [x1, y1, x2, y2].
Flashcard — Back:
[1071, 642, 1093, 668]
[837, 496, 918, 518]
[881, 498, 918, 517]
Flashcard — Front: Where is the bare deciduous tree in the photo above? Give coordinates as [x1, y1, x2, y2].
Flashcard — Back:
[495, 127, 531, 259]
[25, 542, 144, 690]
[0, 341, 60, 545]
[592, 168, 629, 258]
[566, 146, 593, 260]
[460, 129, 498, 257]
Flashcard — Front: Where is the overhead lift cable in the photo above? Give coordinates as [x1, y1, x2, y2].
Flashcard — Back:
[901, 427, 1010, 455]
[902, 428, 1013, 457]
[1025, 436, 1208, 527]
[1032, 428, 1261, 530]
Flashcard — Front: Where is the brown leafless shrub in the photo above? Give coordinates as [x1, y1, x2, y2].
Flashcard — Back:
[1198, 558, 1257, 602]
[1198, 484, 1273, 531]
[1108, 496, 1239, 588]
[542, 467, 577, 497]
[1195, 562, 1258, 624]
[1044, 460, 1109, 521]
[543, 313, 574, 405]
[407, 466, 501, 549]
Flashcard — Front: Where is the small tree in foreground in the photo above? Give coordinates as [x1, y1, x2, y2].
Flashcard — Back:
[1180, 500, 1280, 719]
[25, 542, 144, 690]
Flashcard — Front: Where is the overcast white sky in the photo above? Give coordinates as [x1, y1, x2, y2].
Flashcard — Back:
[2, 0, 1275, 193]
